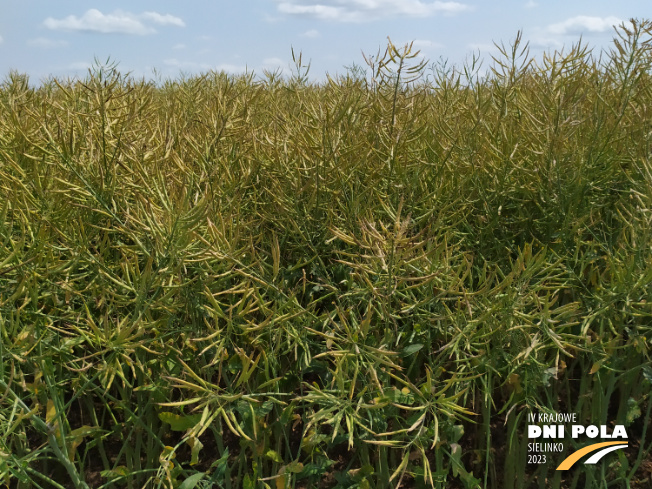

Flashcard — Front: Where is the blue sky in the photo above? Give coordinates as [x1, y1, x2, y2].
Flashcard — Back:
[0, 1, 649, 82]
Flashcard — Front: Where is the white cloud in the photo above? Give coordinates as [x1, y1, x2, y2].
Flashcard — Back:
[548, 16, 622, 36]
[529, 36, 563, 49]
[300, 29, 321, 38]
[0, 35, 3, 44]
[164, 58, 212, 70]
[216, 63, 249, 74]
[263, 57, 286, 66]
[173, 43, 187, 50]
[28, 37, 69, 49]
[141, 12, 185, 27]
[276, 0, 472, 22]
[163, 59, 248, 74]
[44, 10, 151, 35]
[43, 9, 185, 35]
[279, 4, 340, 20]
[524, 1, 538, 8]
[261, 58, 289, 75]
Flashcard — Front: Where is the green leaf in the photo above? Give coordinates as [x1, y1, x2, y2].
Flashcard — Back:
[101, 466, 129, 480]
[286, 461, 304, 473]
[179, 472, 205, 489]
[254, 400, 275, 417]
[297, 462, 331, 479]
[349, 464, 374, 481]
[45, 399, 57, 426]
[68, 425, 100, 439]
[402, 343, 424, 356]
[450, 443, 463, 477]
[450, 424, 464, 444]
[626, 397, 641, 425]
[243, 473, 255, 489]
[158, 412, 202, 431]
[643, 366, 652, 385]
[67, 425, 101, 462]
[209, 449, 230, 482]
[266, 450, 283, 463]
[188, 436, 204, 466]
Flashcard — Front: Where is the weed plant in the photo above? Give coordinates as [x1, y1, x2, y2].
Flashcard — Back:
[1, 19, 651, 489]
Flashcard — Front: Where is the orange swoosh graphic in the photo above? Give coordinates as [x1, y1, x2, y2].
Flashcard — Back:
[557, 441, 627, 470]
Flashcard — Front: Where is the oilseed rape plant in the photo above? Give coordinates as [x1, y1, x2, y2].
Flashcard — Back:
[1, 18, 651, 489]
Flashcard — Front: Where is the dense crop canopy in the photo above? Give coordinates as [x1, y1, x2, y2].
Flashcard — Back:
[1, 19, 651, 489]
